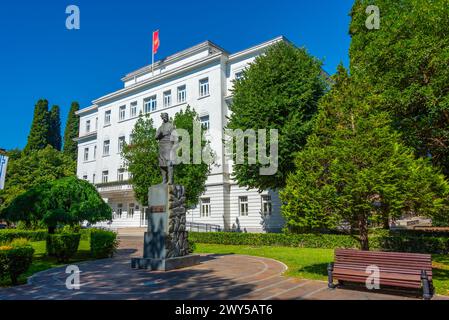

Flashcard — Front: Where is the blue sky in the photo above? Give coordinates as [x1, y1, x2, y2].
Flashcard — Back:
[0, 0, 353, 150]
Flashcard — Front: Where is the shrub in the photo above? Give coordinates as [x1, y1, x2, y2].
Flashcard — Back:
[189, 232, 449, 254]
[0, 229, 47, 243]
[0, 239, 34, 285]
[189, 232, 360, 249]
[46, 233, 81, 263]
[188, 241, 196, 254]
[80, 228, 92, 241]
[90, 229, 118, 259]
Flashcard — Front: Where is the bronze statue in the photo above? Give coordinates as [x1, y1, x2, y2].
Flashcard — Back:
[156, 113, 175, 184]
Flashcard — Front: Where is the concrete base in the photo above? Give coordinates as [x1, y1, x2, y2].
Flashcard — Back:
[131, 255, 201, 271]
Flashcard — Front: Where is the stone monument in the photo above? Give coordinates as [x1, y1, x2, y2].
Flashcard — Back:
[131, 113, 201, 271]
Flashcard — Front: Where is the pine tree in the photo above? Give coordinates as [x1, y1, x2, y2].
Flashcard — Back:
[281, 67, 449, 250]
[63, 101, 80, 161]
[48, 105, 62, 151]
[24, 99, 50, 154]
[349, 0, 449, 176]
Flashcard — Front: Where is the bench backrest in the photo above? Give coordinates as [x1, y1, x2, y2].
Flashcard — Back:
[334, 249, 432, 278]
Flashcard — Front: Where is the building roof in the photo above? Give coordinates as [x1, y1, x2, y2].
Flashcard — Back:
[77, 36, 292, 113]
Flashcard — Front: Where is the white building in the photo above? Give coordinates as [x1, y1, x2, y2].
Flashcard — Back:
[76, 36, 287, 232]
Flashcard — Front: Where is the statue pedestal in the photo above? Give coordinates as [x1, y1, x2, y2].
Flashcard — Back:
[131, 184, 201, 271]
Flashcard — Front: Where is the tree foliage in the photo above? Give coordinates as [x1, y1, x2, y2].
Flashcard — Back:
[350, 0, 449, 176]
[281, 67, 449, 250]
[2, 176, 112, 233]
[48, 105, 62, 151]
[121, 114, 160, 207]
[173, 106, 212, 207]
[0, 146, 75, 210]
[24, 99, 50, 154]
[122, 107, 211, 207]
[63, 101, 80, 161]
[226, 41, 327, 191]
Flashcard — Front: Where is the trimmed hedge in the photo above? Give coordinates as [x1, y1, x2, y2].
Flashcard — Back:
[189, 232, 360, 249]
[0, 230, 47, 243]
[90, 229, 118, 259]
[0, 239, 35, 285]
[46, 233, 81, 263]
[189, 232, 449, 254]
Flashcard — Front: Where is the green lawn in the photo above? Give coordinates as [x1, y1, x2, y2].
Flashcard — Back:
[194, 243, 449, 296]
[0, 240, 91, 287]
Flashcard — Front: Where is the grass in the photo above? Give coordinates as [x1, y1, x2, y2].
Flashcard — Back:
[194, 243, 449, 296]
[0, 240, 91, 287]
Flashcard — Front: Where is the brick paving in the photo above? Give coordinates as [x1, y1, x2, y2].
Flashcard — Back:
[0, 234, 447, 300]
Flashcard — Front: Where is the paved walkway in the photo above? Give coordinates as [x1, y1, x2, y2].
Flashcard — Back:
[0, 235, 447, 300]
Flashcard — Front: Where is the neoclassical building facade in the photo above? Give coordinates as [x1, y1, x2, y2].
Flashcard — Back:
[76, 36, 286, 232]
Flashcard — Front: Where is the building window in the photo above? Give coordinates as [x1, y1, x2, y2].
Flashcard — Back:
[86, 120, 91, 133]
[163, 90, 172, 108]
[83, 148, 89, 162]
[239, 196, 249, 216]
[119, 105, 126, 121]
[93, 145, 97, 159]
[118, 136, 126, 153]
[103, 140, 110, 156]
[117, 168, 125, 182]
[144, 95, 157, 113]
[116, 203, 123, 219]
[128, 203, 135, 218]
[200, 115, 210, 131]
[104, 110, 111, 125]
[102, 170, 109, 183]
[262, 195, 272, 215]
[199, 78, 209, 97]
[235, 71, 244, 80]
[95, 117, 98, 130]
[177, 85, 186, 103]
[130, 101, 137, 118]
[82, 175, 88, 181]
[93, 174, 96, 184]
[200, 198, 211, 217]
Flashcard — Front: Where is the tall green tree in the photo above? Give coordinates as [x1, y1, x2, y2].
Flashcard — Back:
[0, 145, 75, 211]
[349, 0, 449, 175]
[121, 114, 160, 207]
[173, 106, 212, 207]
[122, 107, 212, 207]
[24, 99, 50, 154]
[281, 67, 449, 250]
[48, 105, 62, 151]
[63, 101, 80, 161]
[226, 41, 327, 191]
[2, 176, 112, 234]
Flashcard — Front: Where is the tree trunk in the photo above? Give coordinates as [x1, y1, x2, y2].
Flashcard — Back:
[358, 216, 369, 251]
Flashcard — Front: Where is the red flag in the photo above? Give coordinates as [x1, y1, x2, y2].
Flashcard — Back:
[153, 30, 160, 54]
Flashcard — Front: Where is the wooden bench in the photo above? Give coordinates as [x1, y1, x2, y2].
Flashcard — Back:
[328, 249, 434, 299]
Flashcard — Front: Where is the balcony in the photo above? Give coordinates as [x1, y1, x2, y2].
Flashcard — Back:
[74, 130, 98, 142]
[96, 180, 133, 198]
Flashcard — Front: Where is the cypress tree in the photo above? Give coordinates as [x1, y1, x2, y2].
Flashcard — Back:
[63, 101, 80, 161]
[48, 105, 62, 151]
[24, 99, 50, 154]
